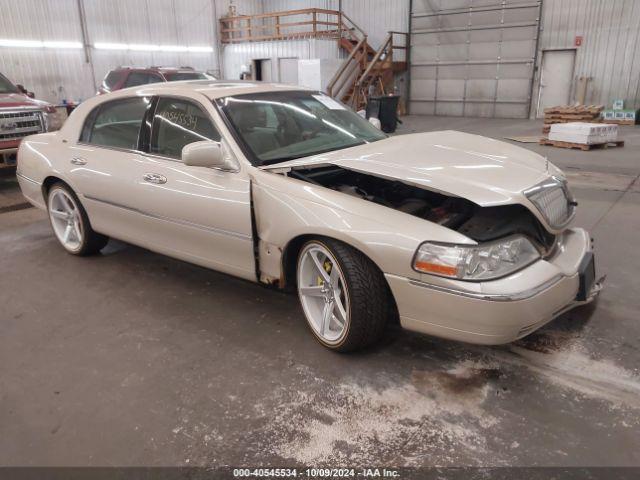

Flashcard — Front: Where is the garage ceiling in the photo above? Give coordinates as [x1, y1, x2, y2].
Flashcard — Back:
[409, 0, 541, 118]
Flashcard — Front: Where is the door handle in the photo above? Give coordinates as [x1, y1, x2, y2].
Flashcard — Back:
[142, 173, 167, 185]
[70, 157, 87, 165]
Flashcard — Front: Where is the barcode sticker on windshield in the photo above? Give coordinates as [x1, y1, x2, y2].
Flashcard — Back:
[312, 95, 346, 110]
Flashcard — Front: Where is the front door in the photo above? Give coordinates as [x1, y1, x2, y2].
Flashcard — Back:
[537, 49, 576, 117]
[127, 96, 255, 280]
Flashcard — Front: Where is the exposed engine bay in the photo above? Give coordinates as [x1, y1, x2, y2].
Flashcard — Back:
[289, 166, 556, 253]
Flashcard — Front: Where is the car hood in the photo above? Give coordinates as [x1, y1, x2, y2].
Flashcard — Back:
[261, 131, 552, 206]
[0, 93, 51, 110]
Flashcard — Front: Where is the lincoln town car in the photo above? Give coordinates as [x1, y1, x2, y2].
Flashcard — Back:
[16, 81, 603, 351]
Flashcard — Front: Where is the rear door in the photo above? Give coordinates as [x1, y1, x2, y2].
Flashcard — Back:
[124, 95, 255, 280]
[70, 95, 153, 241]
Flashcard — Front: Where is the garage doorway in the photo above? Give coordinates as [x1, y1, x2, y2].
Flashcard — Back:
[409, 0, 541, 118]
[252, 59, 273, 81]
[537, 49, 576, 117]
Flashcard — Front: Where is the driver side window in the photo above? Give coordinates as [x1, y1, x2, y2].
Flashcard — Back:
[150, 97, 221, 160]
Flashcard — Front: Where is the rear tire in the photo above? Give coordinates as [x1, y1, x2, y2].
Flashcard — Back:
[47, 182, 109, 256]
[296, 238, 391, 352]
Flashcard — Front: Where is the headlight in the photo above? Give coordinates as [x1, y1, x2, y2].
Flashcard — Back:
[413, 235, 540, 281]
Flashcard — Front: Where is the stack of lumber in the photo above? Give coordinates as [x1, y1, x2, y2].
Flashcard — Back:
[542, 105, 603, 134]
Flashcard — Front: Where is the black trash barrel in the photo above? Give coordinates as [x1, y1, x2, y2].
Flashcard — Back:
[366, 95, 400, 133]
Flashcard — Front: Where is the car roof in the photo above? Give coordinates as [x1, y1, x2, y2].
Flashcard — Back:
[113, 80, 313, 100]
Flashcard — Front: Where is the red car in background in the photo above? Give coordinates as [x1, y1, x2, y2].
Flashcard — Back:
[0, 72, 61, 169]
[97, 66, 215, 94]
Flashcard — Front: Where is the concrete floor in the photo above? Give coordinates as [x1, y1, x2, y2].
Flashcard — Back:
[1, 116, 639, 468]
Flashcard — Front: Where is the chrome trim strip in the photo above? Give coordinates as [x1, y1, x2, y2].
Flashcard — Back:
[83, 194, 252, 241]
[406, 274, 565, 302]
[16, 172, 42, 186]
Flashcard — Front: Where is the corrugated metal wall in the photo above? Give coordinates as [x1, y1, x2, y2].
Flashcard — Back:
[341, 0, 409, 53]
[0, 0, 94, 103]
[532, 0, 640, 115]
[0, 0, 256, 103]
[221, 38, 339, 81]
[85, 0, 223, 90]
[0, 0, 408, 103]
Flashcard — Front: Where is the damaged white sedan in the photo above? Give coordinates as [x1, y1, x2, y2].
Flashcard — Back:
[17, 81, 603, 351]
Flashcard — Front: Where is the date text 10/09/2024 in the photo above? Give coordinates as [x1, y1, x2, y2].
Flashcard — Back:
[233, 468, 401, 478]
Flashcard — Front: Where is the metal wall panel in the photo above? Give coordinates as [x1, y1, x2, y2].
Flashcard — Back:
[531, 0, 640, 115]
[221, 38, 338, 80]
[0, 0, 94, 102]
[409, 0, 541, 118]
[84, 0, 221, 83]
[0, 0, 263, 103]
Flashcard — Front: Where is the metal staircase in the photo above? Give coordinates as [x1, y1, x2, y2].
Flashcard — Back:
[328, 22, 408, 111]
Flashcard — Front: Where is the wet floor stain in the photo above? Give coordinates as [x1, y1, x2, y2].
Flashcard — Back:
[411, 365, 501, 397]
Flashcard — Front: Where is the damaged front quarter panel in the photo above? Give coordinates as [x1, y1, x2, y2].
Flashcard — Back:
[249, 168, 477, 289]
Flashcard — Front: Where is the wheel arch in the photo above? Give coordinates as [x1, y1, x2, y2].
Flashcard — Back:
[280, 233, 382, 287]
[280, 233, 400, 323]
[41, 176, 94, 228]
[41, 175, 68, 199]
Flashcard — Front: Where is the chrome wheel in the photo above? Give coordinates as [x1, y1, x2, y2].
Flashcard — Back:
[48, 188, 83, 252]
[297, 242, 350, 344]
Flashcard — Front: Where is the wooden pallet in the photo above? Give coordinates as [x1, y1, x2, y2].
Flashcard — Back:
[544, 116, 600, 122]
[544, 104, 603, 115]
[603, 119, 637, 126]
[539, 138, 625, 151]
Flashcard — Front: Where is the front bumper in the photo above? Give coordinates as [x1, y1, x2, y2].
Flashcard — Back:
[386, 228, 603, 345]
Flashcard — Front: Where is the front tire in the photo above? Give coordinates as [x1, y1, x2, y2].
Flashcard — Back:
[47, 183, 108, 255]
[296, 238, 390, 352]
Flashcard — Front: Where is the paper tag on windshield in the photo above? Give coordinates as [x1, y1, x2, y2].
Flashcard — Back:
[312, 94, 346, 110]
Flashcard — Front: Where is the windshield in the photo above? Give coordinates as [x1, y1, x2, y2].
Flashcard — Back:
[0, 73, 19, 94]
[164, 72, 209, 82]
[217, 91, 387, 166]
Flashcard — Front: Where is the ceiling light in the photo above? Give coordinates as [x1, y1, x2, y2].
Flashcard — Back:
[93, 42, 213, 53]
[94, 42, 128, 50]
[0, 38, 82, 49]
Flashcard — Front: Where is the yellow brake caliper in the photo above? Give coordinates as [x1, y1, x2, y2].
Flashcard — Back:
[317, 260, 332, 285]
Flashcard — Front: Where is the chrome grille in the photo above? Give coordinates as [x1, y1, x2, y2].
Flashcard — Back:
[0, 110, 45, 142]
[525, 177, 574, 229]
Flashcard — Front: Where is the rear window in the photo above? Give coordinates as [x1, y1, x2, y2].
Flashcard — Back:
[124, 72, 164, 88]
[102, 70, 124, 91]
[81, 97, 150, 150]
[163, 72, 208, 82]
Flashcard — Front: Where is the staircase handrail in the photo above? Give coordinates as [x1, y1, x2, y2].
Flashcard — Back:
[326, 35, 367, 97]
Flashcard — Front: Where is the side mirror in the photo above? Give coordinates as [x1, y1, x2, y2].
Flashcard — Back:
[369, 117, 381, 130]
[16, 84, 35, 98]
[182, 140, 239, 171]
